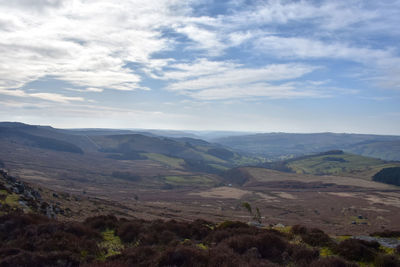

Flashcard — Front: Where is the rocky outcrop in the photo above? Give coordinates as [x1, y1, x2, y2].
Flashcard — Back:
[0, 169, 63, 218]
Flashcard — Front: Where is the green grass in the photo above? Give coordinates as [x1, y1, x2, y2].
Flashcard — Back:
[98, 229, 124, 260]
[287, 153, 387, 176]
[5, 194, 20, 207]
[143, 153, 185, 169]
[208, 164, 229, 171]
[380, 246, 396, 255]
[320, 247, 334, 257]
[195, 151, 227, 163]
[334, 235, 352, 242]
[164, 175, 215, 186]
[232, 154, 264, 166]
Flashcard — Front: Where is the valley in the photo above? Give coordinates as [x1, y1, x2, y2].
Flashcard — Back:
[1, 122, 400, 237]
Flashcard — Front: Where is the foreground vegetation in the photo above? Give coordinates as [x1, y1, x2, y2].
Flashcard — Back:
[0, 212, 399, 266]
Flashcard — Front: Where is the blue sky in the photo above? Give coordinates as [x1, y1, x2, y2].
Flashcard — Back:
[0, 0, 399, 134]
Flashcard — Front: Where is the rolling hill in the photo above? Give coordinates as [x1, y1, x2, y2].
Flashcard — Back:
[213, 132, 400, 161]
[261, 150, 400, 185]
[0, 122, 262, 192]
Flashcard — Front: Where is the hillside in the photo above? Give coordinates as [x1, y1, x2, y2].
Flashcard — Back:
[2, 122, 400, 241]
[90, 133, 259, 171]
[260, 150, 400, 183]
[373, 167, 400, 186]
[0, 122, 98, 152]
[213, 132, 400, 161]
[0, 122, 260, 182]
[3, 168, 400, 266]
[346, 140, 400, 161]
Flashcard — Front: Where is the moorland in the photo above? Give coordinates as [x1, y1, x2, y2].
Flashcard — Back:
[1, 122, 400, 266]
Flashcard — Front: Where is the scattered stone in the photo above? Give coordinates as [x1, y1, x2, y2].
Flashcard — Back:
[248, 221, 265, 228]
[353, 236, 400, 248]
[1, 170, 64, 219]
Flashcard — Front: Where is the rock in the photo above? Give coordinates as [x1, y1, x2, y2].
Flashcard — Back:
[353, 236, 400, 248]
[248, 221, 265, 228]
[1, 169, 63, 218]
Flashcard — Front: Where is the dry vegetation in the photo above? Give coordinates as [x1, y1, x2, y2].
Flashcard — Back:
[2, 212, 400, 267]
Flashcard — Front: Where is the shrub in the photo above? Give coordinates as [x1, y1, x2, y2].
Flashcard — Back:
[208, 245, 247, 267]
[218, 220, 249, 230]
[291, 225, 308, 235]
[0, 213, 101, 266]
[111, 171, 141, 181]
[374, 254, 400, 267]
[158, 230, 177, 245]
[226, 234, 257, 254]
[84, 215, 118, 231]
[371, 230, 400, 238]
[309, 257, 359, 267]
[116, 221, 141, 243]
[291, 226, 333, 247]
[106, 246, 160, 266]
[157, 245, 208, 267]
[290, 246, 319, 265]
[188, 219, 211, 240]
[256, 233, 289, 263]
[334, 238, 379, 262]
[301, 228, 333, 247]
[82, 262, 129, 267]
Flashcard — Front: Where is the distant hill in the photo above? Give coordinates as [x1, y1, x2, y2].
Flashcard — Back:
[0, 122, 260, 176]
[260, 150, 400, 185]
[0, 123, 85, 154]
[214, 132, 400, 161]
[346, 140, 400, 161]
[90, 134, 258, 172]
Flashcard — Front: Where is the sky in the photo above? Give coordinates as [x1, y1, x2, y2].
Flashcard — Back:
[0, 0, 400, 134]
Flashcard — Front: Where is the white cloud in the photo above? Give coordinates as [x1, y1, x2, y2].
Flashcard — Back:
[186, 82, 322, 100]
[0, 0, 183, 92]
[164, 62, 319, 100]
[174, 25, 227, 56]
[0, 88, 84, 103]
[254, 35, 392, 63]
[0, 0, 399, 110]
[158, 59, 239, 81]
[29, 93, 84, 103]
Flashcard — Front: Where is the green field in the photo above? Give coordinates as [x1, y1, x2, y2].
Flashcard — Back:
[143, 153, 185, 169]
[286, 152, 392, 176]
[164, 175, 215, 186]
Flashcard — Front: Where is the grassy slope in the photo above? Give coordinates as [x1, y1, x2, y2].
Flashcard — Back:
[286, 153, 386, 176]
[346, 140, 400, 161]
[164, 175, 216, 186]
[143, 153, 185, 169]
